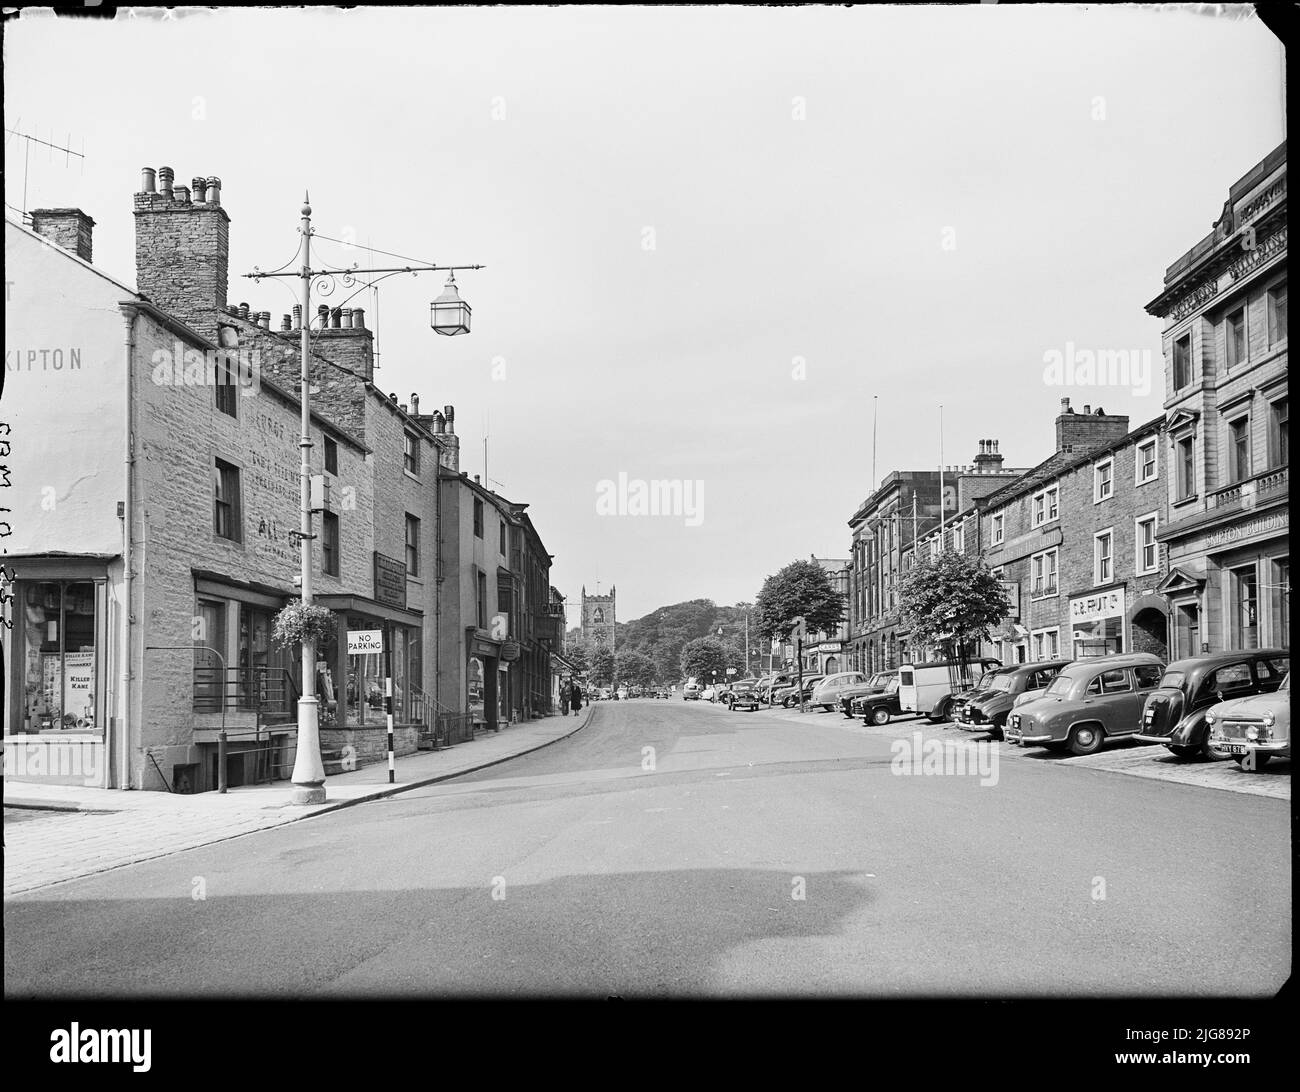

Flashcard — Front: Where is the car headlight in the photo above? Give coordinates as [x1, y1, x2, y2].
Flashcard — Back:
[1204, 708, 1217, 724]
[1262, 711, 1276, 727]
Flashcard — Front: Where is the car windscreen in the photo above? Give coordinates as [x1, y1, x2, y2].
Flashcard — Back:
[1044, 675, 1073, 698]
[987, 674, 1015, 693]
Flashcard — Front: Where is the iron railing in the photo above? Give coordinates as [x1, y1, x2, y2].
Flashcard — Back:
[193, 665, 296, 727]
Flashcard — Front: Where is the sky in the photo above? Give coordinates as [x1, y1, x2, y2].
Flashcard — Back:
[4, 5, 1284, 624]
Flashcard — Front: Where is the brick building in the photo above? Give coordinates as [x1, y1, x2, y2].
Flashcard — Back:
[1145, 141, 1288, 658]
[975, 400, 1168, 664]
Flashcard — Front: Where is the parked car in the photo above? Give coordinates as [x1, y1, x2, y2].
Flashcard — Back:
[1135, 649, 1289, 760]
[809, 671, 868, 712]
[954, 661, 1070, 740]
[727, 680, 761, 711]
[682, 682, 702, 701]
[701, 686, 718, 702]
[1207, 672, 1291, 770]
[838, 672, 896, 717]
[759, 673, 798, 705]
[616, 687, 629, 701]
[775, 675, 825, 708]
[943, 664, 1015, 724]
[898, 657, 1003, 722]
[853, 676, 903, 725]
[1004, 652, 1164, 755]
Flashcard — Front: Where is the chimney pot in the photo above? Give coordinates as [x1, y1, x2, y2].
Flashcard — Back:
[158, 167, 174, 196]
[1082, 404, 1091, 415]
[1060, 397, 1070, 412]
[411, 394, 420, 414]
[140, 167, 157, 194]
[191, 177, 207, 203]
[206, 177, 221, 206]
[238, 302, 249, 319]
[281, 314, 292, 331]
[292, 305, 302, 330]
[1095, 406, 1105, 416]
[390, 392, 398, 402]
[341, 307, 353, 329]
[351, 307, 365, 330]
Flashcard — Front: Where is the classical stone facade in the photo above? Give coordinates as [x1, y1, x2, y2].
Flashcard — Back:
[1145, 141, 1288, 658]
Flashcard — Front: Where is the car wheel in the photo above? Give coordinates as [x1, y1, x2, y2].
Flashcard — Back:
[1068, 724, 1104, 756]
[1167, 744, 1200, 760]
[869, 706, 891, 726]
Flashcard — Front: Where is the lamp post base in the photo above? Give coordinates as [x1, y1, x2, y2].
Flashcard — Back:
[289, 782, 327, 806]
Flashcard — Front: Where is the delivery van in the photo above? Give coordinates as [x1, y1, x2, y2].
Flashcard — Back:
[898, 657, 1002, 721]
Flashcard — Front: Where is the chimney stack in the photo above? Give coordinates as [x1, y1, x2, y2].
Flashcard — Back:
[134, 163, 229, 340]
[29, 208, 96, 263]
[973, 437, 1004, 474]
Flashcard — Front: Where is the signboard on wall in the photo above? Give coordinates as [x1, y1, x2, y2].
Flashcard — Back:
[373, 552, 407, 609]
[1070, 588, 1125, 625]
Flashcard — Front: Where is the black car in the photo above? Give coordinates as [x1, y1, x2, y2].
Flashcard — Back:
[1134, 649, 1289, 759]
[954, 661, 1070, 740]
[837, 672, 896, 718]
[852, 677, 903, 725]
[727, 681, 761, 711]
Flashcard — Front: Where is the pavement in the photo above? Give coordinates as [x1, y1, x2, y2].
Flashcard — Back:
[2, 707, 593, 897]
[739, 700, 1291, 799]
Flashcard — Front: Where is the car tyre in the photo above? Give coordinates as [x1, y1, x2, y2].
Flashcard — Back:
[1068, 724, 1104, 756]
[1167, 744, 1200, 760]
[869, 706, 891, 726]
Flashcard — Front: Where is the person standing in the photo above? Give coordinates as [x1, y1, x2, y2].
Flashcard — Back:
[570, 679, 583, 715]
[560, 677, 571, 716]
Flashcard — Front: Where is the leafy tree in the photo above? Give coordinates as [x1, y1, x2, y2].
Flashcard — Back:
[564, 636, 593, 675]
[898, 550, 1011, 659]
[615, 650, 657, 688]
[589, 643, 615, 687]
[679, 636, 728, 686]
[754, 560, 845, 643]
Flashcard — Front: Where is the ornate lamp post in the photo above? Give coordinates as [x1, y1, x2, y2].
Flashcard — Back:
[245, 196, 483, 805]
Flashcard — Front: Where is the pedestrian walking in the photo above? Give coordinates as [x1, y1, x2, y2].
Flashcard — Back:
[561, 677, 571, 716]
[570, 680, 583, 714]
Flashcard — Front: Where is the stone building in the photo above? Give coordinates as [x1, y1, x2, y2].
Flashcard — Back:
[1145, 141, 1288, 658]
[3, 161, 555, 791]
[580, 586, 616, 646]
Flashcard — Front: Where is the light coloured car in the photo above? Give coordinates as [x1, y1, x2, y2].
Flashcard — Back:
[1207, 672, 1290, 770]
[616, 687, 629, 701]
[809, 671, 867, 712]
[700, 686, 718, 702]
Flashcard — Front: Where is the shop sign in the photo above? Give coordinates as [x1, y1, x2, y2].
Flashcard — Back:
[373, 552, 407, 609]
[1070, 588, 1125, 625]
[347, 630, 383, 655]
[1205, 511, 1288, 551]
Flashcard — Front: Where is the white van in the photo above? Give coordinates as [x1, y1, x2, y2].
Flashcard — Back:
[898, 658, 1002, 721]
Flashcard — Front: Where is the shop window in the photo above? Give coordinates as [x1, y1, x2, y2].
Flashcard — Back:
[15, 581, 100, 734]
[194, 599, 228, 711]
[1231, 565, 1259, 650]
[238, 604, 290, 710]
[214, 459, 242, 542]
[1172, 334, 1192, 389]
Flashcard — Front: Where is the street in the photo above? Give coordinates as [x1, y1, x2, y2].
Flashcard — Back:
[4, 699, 1289, 998]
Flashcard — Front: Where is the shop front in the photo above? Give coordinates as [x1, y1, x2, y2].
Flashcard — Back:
[3, 557, 116, 787]
[1070, 587, 1126, 658]
[315, 594, 425, 735]
[467, 631, 503, 731]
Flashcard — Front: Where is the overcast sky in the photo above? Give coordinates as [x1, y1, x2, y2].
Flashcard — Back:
[4, 5, 1284, 623]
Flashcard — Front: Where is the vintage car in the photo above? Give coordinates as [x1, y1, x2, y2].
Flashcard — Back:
[852, 675, 903, 726]
[727, 680, 762, 711]
[682, 682, 702, 701]
[837, 672, 896, 717]
[1004, 652, 1164, 755]
[758, 673, 798, 705]
[943, 664, 1018, 724]
[1135, 649, 1289, 760]
[775, 675, 825, 708]
[954, 660, 1070, 740]
[1207, 672, 1291, 770]
[809, 671, 867, 712]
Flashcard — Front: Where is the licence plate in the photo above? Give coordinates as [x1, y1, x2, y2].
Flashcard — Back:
[1223, 743, 1248, 755]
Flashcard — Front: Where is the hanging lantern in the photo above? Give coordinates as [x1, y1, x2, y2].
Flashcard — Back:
[430, 271, 471, 336]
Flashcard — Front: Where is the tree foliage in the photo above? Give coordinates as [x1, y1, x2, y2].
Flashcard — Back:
[754, 560, 845, 642]
[679, 636, 739, 685]
[898, 550, 1012, 655]
[589, 643, 615, 686]
[614, 650, 657, 688]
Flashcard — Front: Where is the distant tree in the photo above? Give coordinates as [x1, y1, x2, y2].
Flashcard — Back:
[754, 560, 845, 643]
[679, 636, 729, 686]
[589, 643, 615, 687]
[565, 636, 593, 675]
[615, 650, 657, 688]
[898, 551, 1012, 659]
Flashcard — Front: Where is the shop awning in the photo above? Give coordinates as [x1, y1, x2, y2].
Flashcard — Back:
[314, 593, 424, 627]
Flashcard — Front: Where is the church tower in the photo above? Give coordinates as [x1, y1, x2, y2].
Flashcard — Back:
[580, 585, 616, 645]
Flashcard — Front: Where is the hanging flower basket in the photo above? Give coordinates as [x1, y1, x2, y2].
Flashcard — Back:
[272, 600, 336, 650]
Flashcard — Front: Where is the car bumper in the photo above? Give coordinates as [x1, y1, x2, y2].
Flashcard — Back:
[1004, 730, 1053, 746]
[1213, 739, 1290, 756]
[1132, 733, 1171, 744]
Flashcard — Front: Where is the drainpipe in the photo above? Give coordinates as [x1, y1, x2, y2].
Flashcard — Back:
[119, 305, 138, 789]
